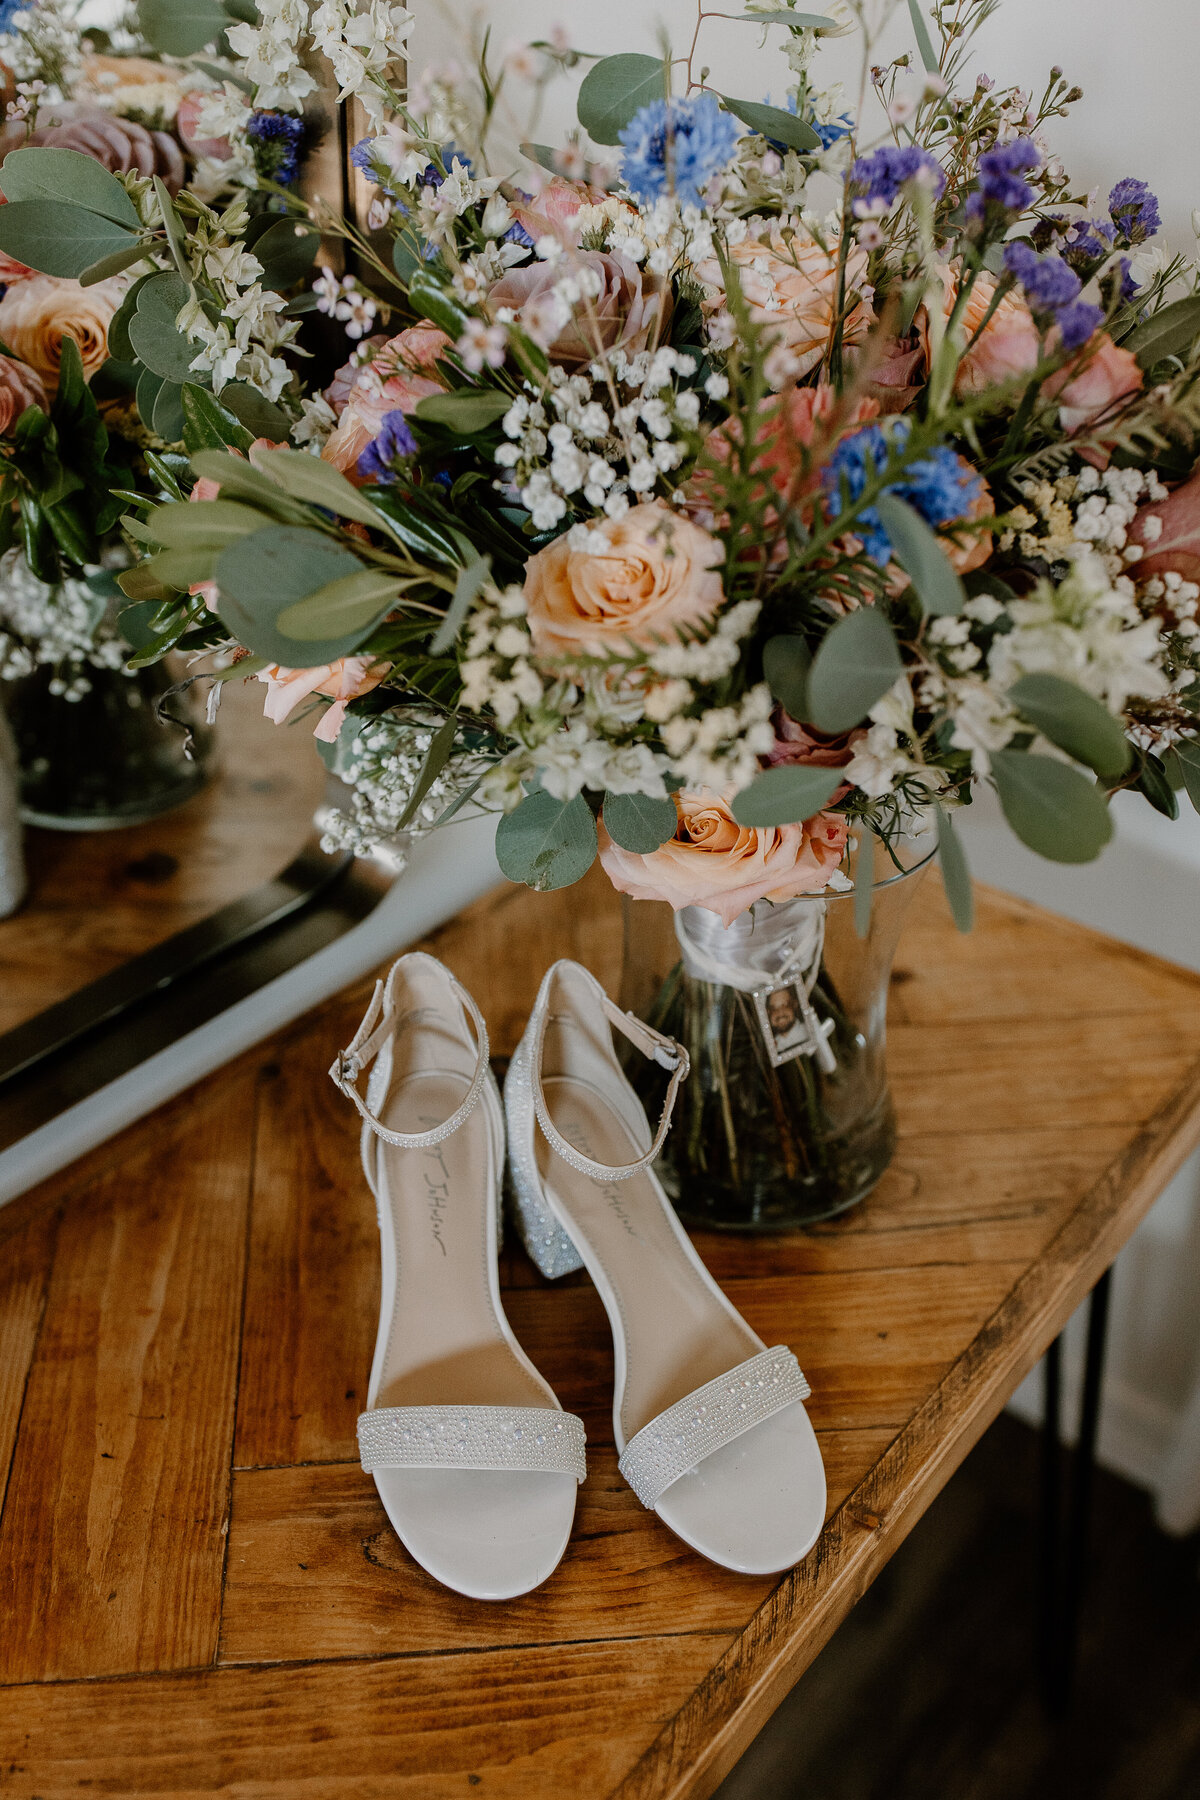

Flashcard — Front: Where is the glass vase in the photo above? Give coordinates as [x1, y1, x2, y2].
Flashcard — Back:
[4, 660, 213, 831]
[620, 833, 933, 1231]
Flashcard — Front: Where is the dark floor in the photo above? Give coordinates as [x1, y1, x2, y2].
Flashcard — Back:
[715, 1414, 1200, 1800]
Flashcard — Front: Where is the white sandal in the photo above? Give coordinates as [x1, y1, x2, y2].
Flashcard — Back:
[505, 959, 826, 1575]
[331, 952, 585, 1600]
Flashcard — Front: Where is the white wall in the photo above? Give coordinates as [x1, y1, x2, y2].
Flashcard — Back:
[413, 0, 1200, 1523]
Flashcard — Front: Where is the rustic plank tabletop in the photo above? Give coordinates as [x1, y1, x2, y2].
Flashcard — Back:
[2, 783, 1200, 1798]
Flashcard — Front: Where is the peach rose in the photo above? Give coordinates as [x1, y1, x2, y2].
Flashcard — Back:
[693, 229, 873, 383]
[0, 273, 123, 393]
[940, 460, 995, 576]
[1047, 333, 1143, 436]
[919, 266, 1040, 396]
[257, 655, 387, 743]
[1128, 463, 1200, 582]
[598, 787, 849, 925]
[522, 500, 723, 660]
[688, 384, 880, 537]
[488, 251, 670, 371]
[321, 326, 451, 481]
[0, 354, 47, 434]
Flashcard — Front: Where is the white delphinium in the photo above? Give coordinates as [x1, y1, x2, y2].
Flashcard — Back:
[224, 0, 317, 110]
[309, 0, 413, 117]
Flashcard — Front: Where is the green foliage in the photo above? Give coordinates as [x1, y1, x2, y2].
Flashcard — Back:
[1172, 738, 1200, 816]
[906, 0, 940, 73]
[0, 147, 140, 227]
[730, 764, 842, 827]
[0, 200, 136, 279]
[138, 0, 231, 55]
[577, 53, 665, 144]
[180, 383, 255, 453]
[1131, 747, 1179, 819]
[495, 789, 599, 890]
[252, 216, 321, 289]
[1121, 295, 1200, 370]
[935, 805, 973, 931]
[717, 95, 820, 152]
[414, 391, 512, 433]
[397, 713, 459, 828]
[127, 272, 195, 382]
[990, 751, 1113, 862]
[807, 606, 904, 733]
[602, 789, 678, 852]
[762, 634, 812, 721]
[249, 446, 395, 533]
[276, 568, 405, 641]
[406, 272, 471, 338]
[214, 525, 380, 663]
[1007, 672, 1132, 780]
[876, 493, 967, 616]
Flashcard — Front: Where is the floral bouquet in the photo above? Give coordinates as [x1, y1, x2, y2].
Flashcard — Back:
[2, 0, 1200, 1216]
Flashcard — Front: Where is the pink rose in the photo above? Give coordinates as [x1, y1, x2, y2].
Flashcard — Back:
[598, 787, 849, 926]
[321, 326, 451, 481]
[855, 335, 926, 413]
[487, 251, 670, 371]
[766, 711, 863, 769]
[919, 266, 1041, 396]
[0, 354, 47, 434]
[508, 178, 609, 250]
[1128, 462, 1200, 582]
[176, 91, 232, 161]
[693, 229, 872, 382]
[257, 655, 387, 743]
[522, 500, 723, 661]
[1047, 333, 1143, 436]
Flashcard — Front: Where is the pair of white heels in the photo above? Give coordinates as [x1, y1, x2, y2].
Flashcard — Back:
[331, 952, 827, 1601]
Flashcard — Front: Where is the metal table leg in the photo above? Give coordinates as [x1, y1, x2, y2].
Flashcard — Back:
[1037, 1267, 1114, 1718]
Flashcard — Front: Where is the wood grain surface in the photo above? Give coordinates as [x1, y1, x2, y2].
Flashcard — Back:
[2, 846, 1200, 1799]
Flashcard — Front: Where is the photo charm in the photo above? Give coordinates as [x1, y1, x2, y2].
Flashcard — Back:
[755, 981, 838, 1074]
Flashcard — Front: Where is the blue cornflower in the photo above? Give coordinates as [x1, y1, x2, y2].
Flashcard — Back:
[1003, 243, 1081, 313]
[1056, 300, 1105, 350]
[503, 217, 535, 250]
[824, 419, 982, 567]
[970, 137, 1041, 216]
[357, 409, 418, 485]
[618, 91, 741, 207]
[418, 146, 473, 191]
[848, 144, 946, 208]
[1109, 177, 1161, 244]
[812, 112, 854, 149]
[247, 111, 305, 187]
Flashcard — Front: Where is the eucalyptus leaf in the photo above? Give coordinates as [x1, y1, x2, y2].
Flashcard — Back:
[397, 713, 458, 828]
[275, 568, 403, 641]
[250, 445, 399, 533]
[519, 141, 558, 171]
[0, 146, 140, 227]
[214, 525, 374, 663]
[138, 0, 228, 55]
[188, 450, 311, 520]
[142, 542, 218, 587]
[730, 763, 841, 827]
[128, 271, 195, 382]
[1173, 737, 1200, 816]
[577, 53, 665, 144]
[107, 273, 157, 363]
[1007, 671, 1132, 780]
[906, 0, 940, 72]
[717, 95, 821, 152]
[414, 390, 512, 433]
[79, 240, 152, 285]
[251, 215, 320, 289]
[117, 598, 172, 653]
[151, 378, 186, 444]
[875, 492, 966, 617]
[117, 562, 173, 602]
[1134, 748, 1179, 819]
[406, 271, 470, 338]
[145, 497, 266, 551]
[762, 633, 811, 719]
[990, 750, 1113, 862]
[495, 788, 598, 891]
[180, 381, 255, 453]
[0, 200, 135, 279]
[431, 554, 492, 655]
[807, 604, 903, 733]
[935, 804, 973, 932]
[136, 364, 163, 426]
[602, 789, 679, 853]
[219, 383, 293, 442]
[1122, 294, 1200, 369]
[733, 10, 835, 25]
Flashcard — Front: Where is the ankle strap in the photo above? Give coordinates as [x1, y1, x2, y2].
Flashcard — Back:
[329, 955, 491, 1148]
[526, 962, 689, 1184]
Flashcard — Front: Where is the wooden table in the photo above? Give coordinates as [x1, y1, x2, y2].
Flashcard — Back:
[2, 860, 1200, 1799]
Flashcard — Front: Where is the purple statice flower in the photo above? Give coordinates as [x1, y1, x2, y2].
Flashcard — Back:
[1003, 242, 1081, 312]
[1056, 300, 1105, 350]
[848, 144, 946, 208]
[246, 111, 305, 187]
[618, 91, 741, 207]
[1108, 177, 1161, 244]
[824, 418, 982, 567]
[970, 137, 1041, 217]
[357, 409, 418, 485]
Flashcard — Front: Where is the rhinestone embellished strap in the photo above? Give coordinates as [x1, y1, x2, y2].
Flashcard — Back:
[329, 953, 491, 1149]
[357, 1405, 586, 1481]
[617, 1347, 810, 1509]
